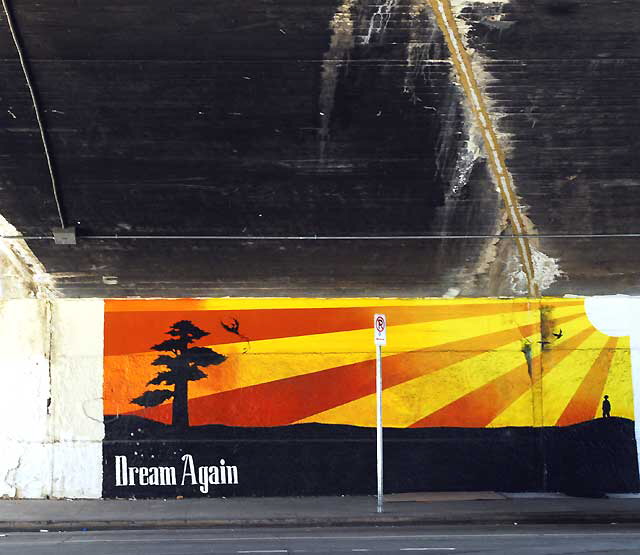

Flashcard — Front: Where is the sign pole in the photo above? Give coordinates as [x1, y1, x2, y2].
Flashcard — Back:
[376, 342, 383, 513]
[373, 313, 386, 514]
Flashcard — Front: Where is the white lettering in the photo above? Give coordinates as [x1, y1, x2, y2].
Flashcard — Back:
[209, 466, 220, 485]
[114, 454, 236, 490]
[181, 454, 197, 486]
[115, 456, 127, 486]
[198, 466, 209, 493]
[159, 466, 176, 486]
[226, 465, 239, 485]
[220, 459, 226, 484]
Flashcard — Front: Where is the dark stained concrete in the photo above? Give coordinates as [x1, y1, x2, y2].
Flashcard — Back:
[0, 0, 638, 297]
[461, 0, 640, 296]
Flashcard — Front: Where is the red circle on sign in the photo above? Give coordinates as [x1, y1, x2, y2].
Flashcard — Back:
[376, 316, 385, 332]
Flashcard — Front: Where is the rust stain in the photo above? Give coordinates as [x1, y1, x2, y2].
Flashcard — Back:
[426, 0, 539, 297]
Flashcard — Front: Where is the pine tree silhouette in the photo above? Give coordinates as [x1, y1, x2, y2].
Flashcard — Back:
[131, 320, 226, 428]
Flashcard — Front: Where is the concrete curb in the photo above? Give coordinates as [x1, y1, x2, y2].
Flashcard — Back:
[2, 512, 640, 532]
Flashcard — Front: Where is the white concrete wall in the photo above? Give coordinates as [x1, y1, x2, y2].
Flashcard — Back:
[0, 299, 104, 498]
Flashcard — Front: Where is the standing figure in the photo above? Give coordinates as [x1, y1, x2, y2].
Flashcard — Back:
[602, 395, 611, 418]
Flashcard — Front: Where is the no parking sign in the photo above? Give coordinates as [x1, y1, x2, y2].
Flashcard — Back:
[374, 313, 387, 346]
[373, 312, 386, 513]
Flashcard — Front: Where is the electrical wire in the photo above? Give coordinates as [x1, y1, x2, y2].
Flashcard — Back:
[1, 0, 65, 229]
[2, 234, 640, 241]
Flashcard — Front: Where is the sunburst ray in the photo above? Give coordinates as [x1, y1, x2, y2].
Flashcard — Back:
[113, 305, 545, 416]
[488, 320, 597, 427]
[555, 337, 618, 426]
[600, 338, 634, 420]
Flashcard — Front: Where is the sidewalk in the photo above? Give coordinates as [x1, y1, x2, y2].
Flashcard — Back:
[1, 493, 640, 531]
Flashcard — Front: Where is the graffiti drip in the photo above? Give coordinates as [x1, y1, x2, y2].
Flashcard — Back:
[319, 0, 355, 160]
[363, 0, 398, 45]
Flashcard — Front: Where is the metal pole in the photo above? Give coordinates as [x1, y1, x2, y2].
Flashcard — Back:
[376, 343, 383, 513]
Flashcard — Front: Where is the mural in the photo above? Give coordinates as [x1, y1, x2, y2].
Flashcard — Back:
[104, 298, 639, 497]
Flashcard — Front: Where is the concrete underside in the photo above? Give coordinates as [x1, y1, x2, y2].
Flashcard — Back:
[0, 0, 637, 297]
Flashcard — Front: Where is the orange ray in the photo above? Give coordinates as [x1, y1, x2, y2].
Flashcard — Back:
[105, 298, 582, 313]
[104, 300, 583, 356]
[126, 319, 546, 427]
[555, 337, 619, 427]
[124, 309, 589, 428]
[409, 325, 596, 428]
[104, 301, 552, 357]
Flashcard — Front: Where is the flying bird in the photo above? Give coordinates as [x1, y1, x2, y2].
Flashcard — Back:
[553, 329, 563, 340]
[221, 317, 251, 352]
[221, 318, 240, 336]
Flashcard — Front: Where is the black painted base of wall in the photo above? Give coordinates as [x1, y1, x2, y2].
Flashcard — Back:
[103, 416, 639, 498]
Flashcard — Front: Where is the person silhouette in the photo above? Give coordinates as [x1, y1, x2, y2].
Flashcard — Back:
[602, 395, 611, 418]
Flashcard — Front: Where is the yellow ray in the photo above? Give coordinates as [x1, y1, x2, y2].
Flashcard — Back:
[296, 329, 544, 427]
[104, 338, 377, 415]
[105, 297, 552, 312]
[105, 296, 584, 312]
[490, 390, 535, 427]
[531, 302, 588, 326]
[112, 300, 585, 360]
[600, 337, 633, 420]
[542, 332, 612, 426]
[106, 302, 545, 415]
[385, 301, 586, 354]
[488, 316, 596, 427]
[203, 305, 543, 393]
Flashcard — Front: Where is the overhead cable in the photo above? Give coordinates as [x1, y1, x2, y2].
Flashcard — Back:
[3, 233, 640, 241]
[1, 0, 65, 228]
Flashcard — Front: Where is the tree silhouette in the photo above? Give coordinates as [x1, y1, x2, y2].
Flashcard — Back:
[131, 320, 226, 428]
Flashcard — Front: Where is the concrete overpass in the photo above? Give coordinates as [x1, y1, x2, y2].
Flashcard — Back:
[1, 0, 640, 500]
[1, 0, 638, 298]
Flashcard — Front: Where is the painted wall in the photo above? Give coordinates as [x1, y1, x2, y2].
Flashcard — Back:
[1, 296, 638, 498]
[103, 297, 639, 498]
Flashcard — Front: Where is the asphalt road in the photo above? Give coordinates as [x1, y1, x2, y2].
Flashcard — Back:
[2, 525, 640, 554]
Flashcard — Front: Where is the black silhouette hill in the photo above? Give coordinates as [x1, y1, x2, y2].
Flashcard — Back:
[104, 415, 639, 498]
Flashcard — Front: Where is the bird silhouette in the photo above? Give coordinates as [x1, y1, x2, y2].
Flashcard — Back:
[220, 317, 251, 352]
[553, 329, 563, 339]
[221, 318, 240, 336]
